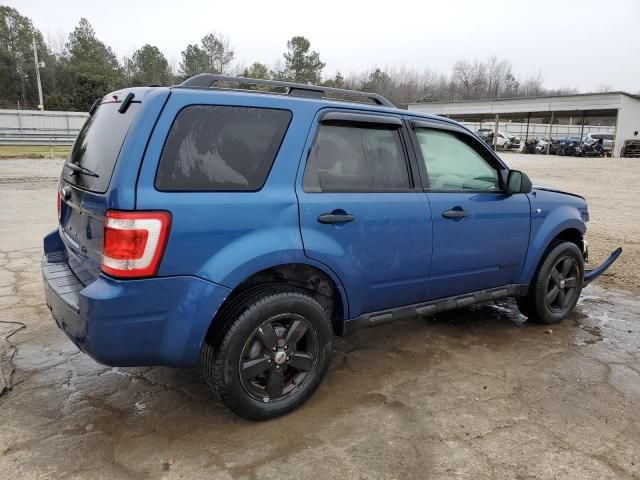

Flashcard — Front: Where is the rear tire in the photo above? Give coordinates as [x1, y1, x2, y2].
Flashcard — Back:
[200, 285, 333, 420]
[517, 242, 584, 324]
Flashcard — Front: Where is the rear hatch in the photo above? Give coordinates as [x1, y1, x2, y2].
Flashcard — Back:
[58, 93, 141, 282]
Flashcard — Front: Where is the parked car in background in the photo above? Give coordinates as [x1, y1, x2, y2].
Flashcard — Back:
[477, 128, 494, 147]
[583, 133, 614, 155]
[550, 137, 582, 156]
[475, 129, 520, 151]
[535, 136, 551, 154]
[523, 139, 537, 154]
[575, 138, 606, 157]
[508, 133, 522, 150]
[42, 75, 621, 420]
[496, 131, 521, 151]
[522, 136, 550, 154]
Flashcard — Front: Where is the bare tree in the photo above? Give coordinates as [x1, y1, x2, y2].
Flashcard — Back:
[520, 72, 545, 97]
[453, 59, 487, 99]
[335, 57, 585, 105]
[45, 29, 66, 56]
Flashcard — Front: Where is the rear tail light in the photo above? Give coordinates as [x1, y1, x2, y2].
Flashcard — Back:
[57, 191, 61, 220]
[101, 211, 171, 278]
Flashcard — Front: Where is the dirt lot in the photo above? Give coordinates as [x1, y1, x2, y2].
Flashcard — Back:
[504, 154, 640, 296]
[0, 155, 639, 479]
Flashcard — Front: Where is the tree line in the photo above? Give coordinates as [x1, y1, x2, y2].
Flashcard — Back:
[1, 5, 578, 111]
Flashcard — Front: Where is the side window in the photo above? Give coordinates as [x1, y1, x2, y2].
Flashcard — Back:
[414, 128, 500, 191]
[155, 106, 291, 191]
[303, 122, 411, 192]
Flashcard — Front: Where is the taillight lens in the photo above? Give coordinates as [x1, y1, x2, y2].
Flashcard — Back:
[101, 211, 171, 278]
[57, 190, 61, 220]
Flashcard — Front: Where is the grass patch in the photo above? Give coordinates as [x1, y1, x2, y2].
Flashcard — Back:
[0, 145, 70, 159]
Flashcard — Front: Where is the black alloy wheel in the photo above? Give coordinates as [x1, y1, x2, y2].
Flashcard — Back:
[516, 241, 584, 324]
[200, 286, 333, 420]
[239, 314, 318, 402]
[545, 255, 580, 313]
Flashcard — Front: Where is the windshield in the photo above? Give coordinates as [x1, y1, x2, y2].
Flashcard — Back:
[63, 101, 139, 193]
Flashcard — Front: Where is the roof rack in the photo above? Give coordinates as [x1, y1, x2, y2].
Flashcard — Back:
[178, 74, 395, 108]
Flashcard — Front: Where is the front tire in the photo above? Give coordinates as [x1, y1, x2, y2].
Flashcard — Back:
[517, 242, 584, 324]
[200, 286, 333, 420]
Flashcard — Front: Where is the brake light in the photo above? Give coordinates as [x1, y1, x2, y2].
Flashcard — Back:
[57, 191, 61, 220]
[101, 211, 171, 278]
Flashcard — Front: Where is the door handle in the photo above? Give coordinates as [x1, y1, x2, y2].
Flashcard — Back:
[317, 213, 354, 224]
[442, 208, 468, 219]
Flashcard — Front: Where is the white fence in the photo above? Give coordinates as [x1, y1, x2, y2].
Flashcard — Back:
[461, 121, 615, 140]
[0, 109, 89, 149]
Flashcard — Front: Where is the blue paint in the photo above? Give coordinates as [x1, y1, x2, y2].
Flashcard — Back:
[43, 84, 593, 367]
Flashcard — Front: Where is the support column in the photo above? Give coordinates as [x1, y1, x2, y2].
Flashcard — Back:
[493, 113, 499, 149]
[525, 113, 531, 142]
[613, 109, 620, 157]
[547, 111, 554, 155]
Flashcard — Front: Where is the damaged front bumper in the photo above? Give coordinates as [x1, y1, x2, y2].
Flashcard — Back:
[583, 246, 622, 286]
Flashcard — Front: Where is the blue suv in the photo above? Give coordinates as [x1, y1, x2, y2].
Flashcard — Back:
[43, 75, 621, 419]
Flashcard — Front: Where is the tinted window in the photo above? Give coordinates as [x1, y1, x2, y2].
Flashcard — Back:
[303, 123, 411, 192]
[415, 128, 499, 191]
[63, 102, 139, 193]
[156, 106, 291, 191]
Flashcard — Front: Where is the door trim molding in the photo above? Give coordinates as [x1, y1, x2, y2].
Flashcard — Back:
[337, 283, 529, 336]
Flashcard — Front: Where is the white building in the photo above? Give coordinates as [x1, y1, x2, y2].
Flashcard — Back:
[408, 92, 640, 157]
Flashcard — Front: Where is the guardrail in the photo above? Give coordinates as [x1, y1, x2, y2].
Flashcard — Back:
[0, 132, 76, 158]
[0, 109, 86, 157]
[0, 133, 76, 145]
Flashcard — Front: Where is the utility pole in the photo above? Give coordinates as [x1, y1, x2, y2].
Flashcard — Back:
[32, 37, 44, 111]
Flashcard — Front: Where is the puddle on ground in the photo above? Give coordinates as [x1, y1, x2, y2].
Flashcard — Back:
[580, 325, 603, 344]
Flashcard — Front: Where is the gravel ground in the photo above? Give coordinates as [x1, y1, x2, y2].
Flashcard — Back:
[502, 153, 640, 295]
[0, 155, 638, 479]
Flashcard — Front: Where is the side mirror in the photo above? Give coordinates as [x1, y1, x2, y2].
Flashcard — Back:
[507, 170, 532, 194]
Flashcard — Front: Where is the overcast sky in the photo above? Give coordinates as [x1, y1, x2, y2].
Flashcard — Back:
[7, 0, 640, 92]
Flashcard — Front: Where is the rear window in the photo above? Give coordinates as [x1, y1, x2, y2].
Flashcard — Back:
[303, 123, 411, 192]
[63, 102, 139, 193]
[155, 105, 292, 191]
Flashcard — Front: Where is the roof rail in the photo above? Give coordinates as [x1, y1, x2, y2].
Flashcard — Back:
[178, 74, 395, 108]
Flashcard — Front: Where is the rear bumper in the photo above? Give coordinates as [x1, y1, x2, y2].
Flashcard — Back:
[42, 230, 230, 368]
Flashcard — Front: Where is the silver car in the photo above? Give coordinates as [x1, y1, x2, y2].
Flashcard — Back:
[583, 133, 614, 153]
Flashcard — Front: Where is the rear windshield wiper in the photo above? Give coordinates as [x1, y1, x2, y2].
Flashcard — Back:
[65, 162, 100, 178]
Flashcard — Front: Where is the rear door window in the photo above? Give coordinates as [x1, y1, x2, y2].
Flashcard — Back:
[63, 102, 139, 193]
[303, 123, 411, 192]
[155, 106, 292, 191]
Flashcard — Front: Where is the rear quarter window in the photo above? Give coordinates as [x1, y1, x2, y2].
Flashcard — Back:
[155, 105, 292, 191]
